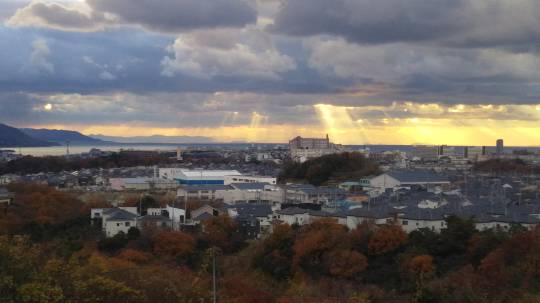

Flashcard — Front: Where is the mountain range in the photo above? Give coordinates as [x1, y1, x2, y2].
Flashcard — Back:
[21, 128, 107, 145]
[0, 123, 215, 147]
[90, 134, 214, 144]
[0, 124, 59, 147]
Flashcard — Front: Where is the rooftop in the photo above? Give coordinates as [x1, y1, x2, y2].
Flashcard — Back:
[386, 171, 450, 183]
[179, 169, 242, 178]
[179, 184, 233, 191]
[230, 182, 270, 190]
[106, 209, 138, 221]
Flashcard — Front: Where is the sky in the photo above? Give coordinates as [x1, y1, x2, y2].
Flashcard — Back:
[1, 0, 540, 145]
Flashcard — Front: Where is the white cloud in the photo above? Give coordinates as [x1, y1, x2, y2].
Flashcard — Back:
[99, 71, 116, 81]
[26, 38, 55, 74]
[6, 1, 111, 32]
[161, 27, 296, 79]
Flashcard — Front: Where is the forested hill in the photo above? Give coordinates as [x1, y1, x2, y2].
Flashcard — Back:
[278, 152, 380, 186]
[0, 123, 58, 147]
[21, 128, 107, 145]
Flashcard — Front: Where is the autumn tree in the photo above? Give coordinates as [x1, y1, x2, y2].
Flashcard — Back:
[325, 249, 368, 278]
[368, 225, 407, 256]
[202, 215, 241, 253]
[117, 249, 151, 265]
[253, 223, 295, 279]
[153, 231, 195, 259]
[293, 219, 351, 277]
[219, 275, 273, 303]
[405, 255, 435, 303]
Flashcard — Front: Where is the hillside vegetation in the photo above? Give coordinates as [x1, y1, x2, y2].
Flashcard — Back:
[474, 158, 540, 175]
[279, 152, 380, 185]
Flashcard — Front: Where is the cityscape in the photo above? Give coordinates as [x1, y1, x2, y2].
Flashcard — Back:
[1, 0, 540, 302]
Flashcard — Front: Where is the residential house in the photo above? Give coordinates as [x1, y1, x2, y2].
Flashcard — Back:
[226, 204, 273, 238]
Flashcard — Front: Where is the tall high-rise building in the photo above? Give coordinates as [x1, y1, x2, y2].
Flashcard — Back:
[496, 139, 504, 155]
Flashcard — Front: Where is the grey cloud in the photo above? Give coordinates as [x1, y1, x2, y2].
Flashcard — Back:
[87, 0, 257, 33]
[271, 0, 540, 48]
[8, 0, 256, 33]
[161, 27, 296, 79]
[304, 37, 540, 104]
[0, 92, 47, 125]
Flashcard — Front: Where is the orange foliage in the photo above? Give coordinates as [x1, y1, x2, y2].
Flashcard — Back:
[293, 220, 350, 274]
[368, 225, 407, 255]
[117, 249, 152, 264]
[203, 215, 238, 251]
[153, 231, 196, 258]
[326, 249, 368, 278]
[220, 275, 273, 303]
[1, 183, 84, 231]
[406, 255, 435, 274]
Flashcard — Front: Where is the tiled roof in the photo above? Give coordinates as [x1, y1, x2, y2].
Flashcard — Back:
[107, 209, 138, 221]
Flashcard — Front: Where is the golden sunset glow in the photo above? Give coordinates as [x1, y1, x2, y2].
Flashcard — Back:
[26, 101, 540, 146]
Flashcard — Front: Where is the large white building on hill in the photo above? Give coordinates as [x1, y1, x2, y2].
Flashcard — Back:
[289, 135, 344, 163]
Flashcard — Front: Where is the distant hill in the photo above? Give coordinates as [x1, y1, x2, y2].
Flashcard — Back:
[21, 128, 108, 145]
[0, 124, 59, 147]
[90, 134, 214, 144]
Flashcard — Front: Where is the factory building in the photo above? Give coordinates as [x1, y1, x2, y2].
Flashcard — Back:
[159, 168, 242, 185]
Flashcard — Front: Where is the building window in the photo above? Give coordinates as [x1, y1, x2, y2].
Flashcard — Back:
[117, 223, 121, 226]
[125, 222, 130, 227]
[402, 220, 408, 226]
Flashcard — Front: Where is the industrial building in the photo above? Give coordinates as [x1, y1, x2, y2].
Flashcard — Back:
[159, 168, 242, 185]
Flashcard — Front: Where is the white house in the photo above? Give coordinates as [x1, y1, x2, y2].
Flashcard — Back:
[101, 208, 138, 237]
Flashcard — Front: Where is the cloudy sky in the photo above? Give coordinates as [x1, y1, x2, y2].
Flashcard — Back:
[1, 0, 540, 145]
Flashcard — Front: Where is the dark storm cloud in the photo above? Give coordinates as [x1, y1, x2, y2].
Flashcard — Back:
[271, 0, 540, 48]
[0, 92, 43, 124]
[87, 0, 257, 33]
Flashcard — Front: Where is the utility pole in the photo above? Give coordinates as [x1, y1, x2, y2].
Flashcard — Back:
[212, 247, 217, 303]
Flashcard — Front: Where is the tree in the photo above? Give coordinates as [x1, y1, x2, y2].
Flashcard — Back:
[98, 232, 128, 254]
[202, 215, 240, 252]
[325, 249, 368, 278]
[152, 231, 195, 259]
[18, 282, 64, 303]
[220, 275, 273, 303]
[293, 219, 350, 277]
[278, 152, 380, 185]
[117, 249, 151, 265]
[368, 225, 407, 256]
[253, 223, 295, 278]
[127, 227, 141, 240]
[404, 255, 435, 303]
